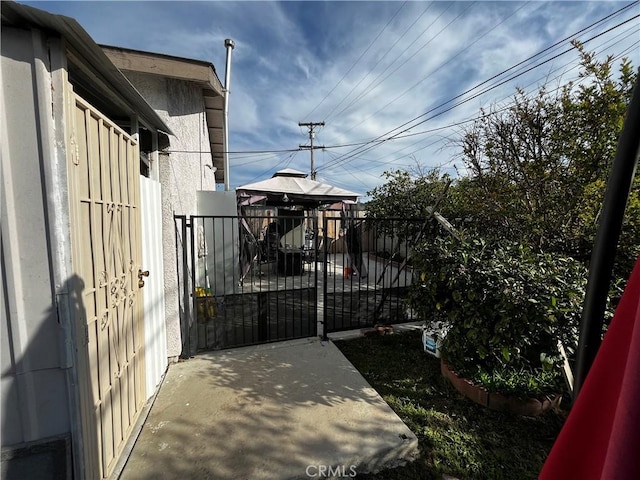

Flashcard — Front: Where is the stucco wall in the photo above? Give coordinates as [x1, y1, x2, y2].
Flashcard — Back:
[123, 72, 216, 359]
[1, 27, 70, 450]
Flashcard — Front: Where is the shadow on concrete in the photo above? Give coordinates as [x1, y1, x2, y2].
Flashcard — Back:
[119, 339, 418, 479]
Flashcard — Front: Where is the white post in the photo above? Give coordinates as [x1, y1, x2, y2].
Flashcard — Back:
[223, 39, 235, 191]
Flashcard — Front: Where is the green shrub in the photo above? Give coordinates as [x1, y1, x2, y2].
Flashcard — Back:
[410, 234, 587, 397]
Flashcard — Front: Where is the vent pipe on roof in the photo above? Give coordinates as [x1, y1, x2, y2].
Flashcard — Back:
[223, 38, 235, 191]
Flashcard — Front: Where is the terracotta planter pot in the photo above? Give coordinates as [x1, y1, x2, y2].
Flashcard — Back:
[441, 358, 561, 416]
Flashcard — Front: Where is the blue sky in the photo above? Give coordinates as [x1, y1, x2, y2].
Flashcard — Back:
[23, 1, 640, 198]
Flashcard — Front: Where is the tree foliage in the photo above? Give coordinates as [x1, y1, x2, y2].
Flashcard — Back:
[457, 43, 638, 270]
[368, 45, 639, 275]
[366, 168, 452, 219]
[367, 47, 638, 395]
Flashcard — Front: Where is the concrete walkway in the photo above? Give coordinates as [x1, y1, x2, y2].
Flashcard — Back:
[119, 338, 418, 480]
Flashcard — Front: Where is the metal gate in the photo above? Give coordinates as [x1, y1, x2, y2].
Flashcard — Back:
[67, 90, 146, 479]
[177, 212, 424, 354]
[176, 213, 318, 355]
[322, 216, 421, 333]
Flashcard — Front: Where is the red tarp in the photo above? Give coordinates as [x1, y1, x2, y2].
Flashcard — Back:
[540, 255, 640, 479]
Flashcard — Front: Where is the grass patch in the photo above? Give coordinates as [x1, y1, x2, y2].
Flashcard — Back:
[334, 330, 566, 480]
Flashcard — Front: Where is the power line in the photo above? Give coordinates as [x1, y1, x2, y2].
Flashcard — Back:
[168, 24, 639, 185]
[238, 150, 300, 186]
[332, 1, 484, 124]
[317, 9, 640, 172]
[337, 1, 532, 133]
[233, 153, 294, 167]
[321, 32, 639, 184]
[167, 21, 638, 173]
[322, 1, 442, 122]
[167, 148, 300, 155]
[317, 152, 375, 192]
[337, 2, 638, 143]
[176, 5, 639, 192]
[302, 1, 408, 120]
[378, 25, 640, 165]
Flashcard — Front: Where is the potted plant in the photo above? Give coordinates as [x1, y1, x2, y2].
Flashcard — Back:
[409, 235, 587, 415]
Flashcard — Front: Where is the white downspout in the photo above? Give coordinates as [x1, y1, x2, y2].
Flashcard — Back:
[223, 38, 235, 191]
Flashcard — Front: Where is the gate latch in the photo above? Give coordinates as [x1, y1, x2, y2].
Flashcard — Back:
[138, 269, 150, 288]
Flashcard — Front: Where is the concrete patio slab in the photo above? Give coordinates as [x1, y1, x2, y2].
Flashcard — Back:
[119, 338, 418, 480]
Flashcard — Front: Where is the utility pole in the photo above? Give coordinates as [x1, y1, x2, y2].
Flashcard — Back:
[299, 121, 325, 180]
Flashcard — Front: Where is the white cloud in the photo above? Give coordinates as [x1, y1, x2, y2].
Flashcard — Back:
[228, 88, 260, 135]
[23, 0, 640, 193]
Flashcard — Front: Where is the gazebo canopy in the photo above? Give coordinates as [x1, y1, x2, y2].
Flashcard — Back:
[237, 169, 360, 207]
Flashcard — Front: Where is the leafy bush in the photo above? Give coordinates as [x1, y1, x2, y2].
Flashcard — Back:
[410, 234, 587, 397]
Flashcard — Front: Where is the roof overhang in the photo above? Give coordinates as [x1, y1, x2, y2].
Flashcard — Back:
[1, 2, 173, 136]
[101, 45, 227, 184]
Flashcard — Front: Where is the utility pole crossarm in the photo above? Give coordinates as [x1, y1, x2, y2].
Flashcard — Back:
[299, 145, 326, 149]
[298, 121, 325, 180]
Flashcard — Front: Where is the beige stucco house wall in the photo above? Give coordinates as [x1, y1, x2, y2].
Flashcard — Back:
[101, 46, 227, 360]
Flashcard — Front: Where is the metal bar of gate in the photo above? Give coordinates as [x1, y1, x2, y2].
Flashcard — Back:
[177, 215, 192, 358]
[322, 216, 329, 340]
[189, 216, 197, 356]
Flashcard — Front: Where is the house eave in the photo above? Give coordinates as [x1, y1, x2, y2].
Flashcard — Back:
[1, 2, 174, 136]
[101, 45, 227, 184]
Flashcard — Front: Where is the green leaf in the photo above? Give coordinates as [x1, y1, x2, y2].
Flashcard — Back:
[501, 347, 511, 362]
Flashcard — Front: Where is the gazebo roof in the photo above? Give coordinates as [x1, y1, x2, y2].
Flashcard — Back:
[237, 169, 360, 207]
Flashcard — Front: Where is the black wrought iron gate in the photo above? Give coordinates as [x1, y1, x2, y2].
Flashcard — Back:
[176, 213, 423, 355]
[321, 216, 421, 333]
[176, 213, 319, 355]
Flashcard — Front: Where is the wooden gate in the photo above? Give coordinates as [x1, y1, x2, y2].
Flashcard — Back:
[67, 90, 146, 478]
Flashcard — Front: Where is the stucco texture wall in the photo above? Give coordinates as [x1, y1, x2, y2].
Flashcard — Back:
[1, 27, 70, 448]
[123, 72, 216, 359]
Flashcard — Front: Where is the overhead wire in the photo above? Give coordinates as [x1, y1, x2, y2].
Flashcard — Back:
[233, 151, 298, 166]
[391, 14, 640, 138]
[322, 1, 440, 122]
[316, 9, 640, 173]
[337, 1, 638, 142]
[237, 150, 300, 186]
[338, 1, 636, 146]
[318, 150, 376, 192]
[229, 147, 300, 154]
[337, 1, 532, 134]
[220, 22, 637, 172]
[201, 4, 637, 167]
[324, 27, 640, 181]
[321, 51, 635, 179]
[302, 1, 408, 120]
[222, 3, 638, 190]
[381, 22, 640, 164]
[331, 2, 477, 124]
[324, 148, 413, 172]
[191, 17, 637, 173]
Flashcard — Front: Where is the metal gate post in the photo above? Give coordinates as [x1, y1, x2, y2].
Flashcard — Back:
[189, 216, 198, 356]
[177, 215, 192, 357]
[321, 215, 328, 340]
